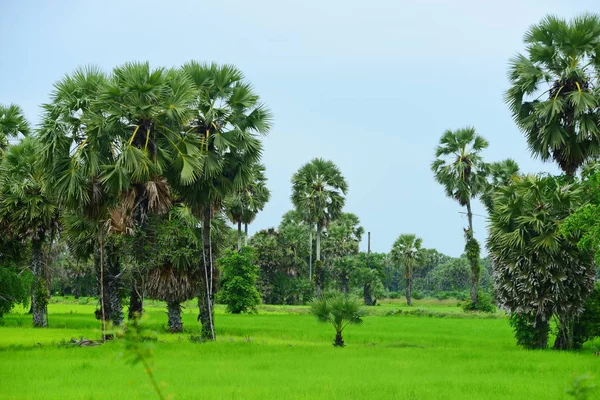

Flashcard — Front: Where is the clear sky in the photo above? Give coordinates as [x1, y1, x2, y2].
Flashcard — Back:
[1, 0, 597, 256]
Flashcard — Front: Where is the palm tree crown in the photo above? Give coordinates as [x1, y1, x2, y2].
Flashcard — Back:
[506, 13, 600, 176]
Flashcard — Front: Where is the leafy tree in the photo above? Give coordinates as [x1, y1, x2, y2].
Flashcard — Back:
[391, 234, 423, 306]
[218, 247, 261, 314]
[349, 252, 386, 306]
[321, 212, 364, 261]
[506, 13, 600, 177]
[0, 138, 58, 327]
[0, 266, 32, 318]
[432, 127, 488, 305]
[225, 163, 270, 251]
[309, 292, 366, 347]
[429, 258, 471, 292]
[291, 158, 348, 286]
[488, 175, 596, 349]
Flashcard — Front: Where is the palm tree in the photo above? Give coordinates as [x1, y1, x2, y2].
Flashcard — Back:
[176, 61, 272, 340]
[225, 162, 271, 251]
[291, 158, 348, 284]
[309, 292, 366, 347]
[481, 159, 520, 212]
[506, 13, 600, 177]
[0, 104, 30, 157]
[145, 206, 201, 333]
[0, 138, 58, 327]
[488, 175, 595, 349]
[431, 127, 488, 305]
[391, 234, 423, 306]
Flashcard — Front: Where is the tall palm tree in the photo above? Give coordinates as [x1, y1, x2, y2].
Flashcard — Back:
[291, 158, 348, 283]
[225, 162, 270, 251]
[0, 138, 58, 327]
[431, 127, 488, 305]
[176, 61, 272, 340]
[391, 234, 423, 306]
[506, 13, 600, 177]
[0, 104, 30, 157]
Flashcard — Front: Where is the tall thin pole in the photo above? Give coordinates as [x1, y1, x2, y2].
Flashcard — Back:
[368, 232, 371, 254]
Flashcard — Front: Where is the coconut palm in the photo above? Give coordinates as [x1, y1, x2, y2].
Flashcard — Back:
[176, 61, 272, 340]
[309, 292, 366, 347]
[391, 234, 423, 306]
[0, 138, 58, 327]
[506, 13, 600, 177]
[291, 158, 348, 283]
[488, 175, 595, 349]
[225, 162, 270, 251]
[0, 104, 30, 157]
[431, 127, 488, 305]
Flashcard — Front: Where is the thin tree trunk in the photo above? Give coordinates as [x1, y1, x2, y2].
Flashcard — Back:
[167, 301, 183, 333]
[244, 223, 248, 246]
[199, 205, 215, 340]
[316, 224, 322, 262]
[405, 274, 412, 306]
[308, 222, 313, 282]
[31, 239, 48, 328]
[554, 315, 575, 350]
[465, 200, 479, 305]
[128, 279, 144, 319]
[334, 330, 344, 347]
[237, 221, 242, 252]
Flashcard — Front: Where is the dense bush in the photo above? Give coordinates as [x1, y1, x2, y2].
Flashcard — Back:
[461, 291, 496, 313]
[0, 266, 32, 317]
[218, 247, 261, 314]
[509, 313, 550, 349]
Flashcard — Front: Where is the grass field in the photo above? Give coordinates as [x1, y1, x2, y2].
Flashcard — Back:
[1, 298, 599, 399]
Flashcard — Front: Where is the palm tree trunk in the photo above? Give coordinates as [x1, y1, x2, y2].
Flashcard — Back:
[308, 222, 313, 282]
[167, 301, 183, 333]
[199, 205, 215, 340]
[465, 200, 479, 305]
[31, 239, 48, 328]
[333, 330, 345, 347]
[316, 224, 322, 262]
[244, 223, 248, 246]
[237, 221, 242, 252]
[405, 272, 412, 307]
[363, 283, 373, 306]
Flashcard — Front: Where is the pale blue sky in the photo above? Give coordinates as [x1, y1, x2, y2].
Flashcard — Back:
[1, 0, 597, 256]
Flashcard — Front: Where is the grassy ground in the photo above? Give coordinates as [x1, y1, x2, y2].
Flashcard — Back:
[0, 298, 599, 399]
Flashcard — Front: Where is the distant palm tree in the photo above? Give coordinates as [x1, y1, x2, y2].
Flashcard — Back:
[225, 163, 271, 251]
[291, 158, 348, 283]
[431, 127, 488, 305]
[391, 234, 423, 306]
[481, 159, 520, 212]
[506, 13, 600, 177]
[309, 292, 366, 347]
[0, 138, 58, 327]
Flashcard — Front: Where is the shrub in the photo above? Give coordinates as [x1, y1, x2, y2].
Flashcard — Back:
[573, 284, 600, 349]
[309, 292, 366, 347]
[509, 313, 550, 349]
[412, 291, 423, 300]
[461, 291, 496, 313]
[218, 247, 261, 314]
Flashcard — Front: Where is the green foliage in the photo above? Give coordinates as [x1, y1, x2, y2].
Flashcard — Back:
[219, 247, 261, 314]
[566, 373, 598, 400]
[0, 266, 32, 317]
[461, 291, 495, 313]
[309, 291, 366, 346]
[573, 284, 600, 349]
[429, 258, 471, 292]
[508, 313, 550, 350]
